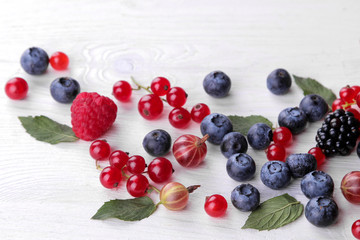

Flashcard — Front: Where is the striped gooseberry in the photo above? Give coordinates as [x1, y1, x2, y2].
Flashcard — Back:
[160, 182, 200, 211]
[172, 134, 208, 167]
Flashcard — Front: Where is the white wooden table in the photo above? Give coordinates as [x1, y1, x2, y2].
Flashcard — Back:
[1, 1, 360, 239]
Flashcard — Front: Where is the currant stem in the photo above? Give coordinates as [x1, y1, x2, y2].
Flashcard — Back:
[149, 184, 161, 194]
[121, 167, 130, 179]
[96, 161, 103, 171]
[130, 76, 167, 102]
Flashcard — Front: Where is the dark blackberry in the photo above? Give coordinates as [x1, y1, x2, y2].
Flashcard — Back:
[315, 109, 360, 157]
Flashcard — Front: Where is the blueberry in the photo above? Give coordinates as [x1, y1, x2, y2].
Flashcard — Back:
[266, 68, 291, 95]
[278, 107, 308, 134]
[301, 170, 334, 199]
[299, 94, 328, 122]
[220, 132, 248, 158]
[142, 129, 171, 157]
[247, 123, 273, 150]
[231, 183, 260, 212]
[200, 113, 233, 145]
[50, 77, 80, 103]
[20, 47, 49, 75]
[286, 153, 317, 178]
[305, 196, 338, 227]
[203, 71, 231, 98]
[226, 153, 256, 181]
[260, 161, 291, 190]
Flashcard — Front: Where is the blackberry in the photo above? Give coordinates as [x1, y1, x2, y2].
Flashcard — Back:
[315, 109, 360, 157]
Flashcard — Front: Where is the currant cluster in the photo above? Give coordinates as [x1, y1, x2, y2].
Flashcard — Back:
[332, 85, 360, 119]
[112, 77, 210, 128]
[89, 139, 174, 197]
[266, 126, 293, 162]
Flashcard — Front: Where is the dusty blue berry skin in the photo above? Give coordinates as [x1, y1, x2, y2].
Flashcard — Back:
[203, 71, 231, 98]
[299, 94, 328, 122]
[278, 107, 308, 135]
[226, 153, 256, 181]
[266, 68, 291, 95]
[20, 47, 49, 75]
[50, 77, 80, 103]
[247, 123, 273, 150]
[286, 153, 317, 178]
[200, 113, 233, 145]
[301, 170, 334, 199]
[305, 196, 338, 227]
[220, 132, 248, 158]
[231, 184, 260, 212]
[142, 129, 171, 157]
[260, 161, 291, 190]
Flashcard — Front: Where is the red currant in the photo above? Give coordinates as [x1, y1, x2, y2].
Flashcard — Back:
[266, 143, 286, 162]
[148, 157, 173, 183]
[109, 150, 129, 169]
[138, 94, 164, 120]
[191, 103, 210, 123]
[272, 127, 293, 146]
[166, 87, 187, 108]
[347, 108, 360, 121]
[99, 166, 122, 189]
[127, 155, 146, 174]
[150, 77, 171, 96]
[352, 85, 360, 96]
[308, 147, 325, 167]
[332, 98, 346, 111]
[126, 174, 149, 197]
[49, 52, 69, 70]
[89, 140, 111, 161]
[113, 80, 132, 102]
[5, 77, 28, 100]
[204, 194, 227, 217]
[168, 107, 191, 128]
[356, 93, 360, 108]
[340, 85, 356, 103]
[352, 219, 360, 240]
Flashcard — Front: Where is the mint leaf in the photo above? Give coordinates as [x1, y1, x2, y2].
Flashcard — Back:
[18, 115, 78, 144]
[293, 75, 336, 108]
[228, 115, 273, 135]
[92, 197, 157, 221]
[242, 193, 303, 231]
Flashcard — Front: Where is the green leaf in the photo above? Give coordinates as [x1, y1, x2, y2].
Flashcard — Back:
[92, 197, 157, 221]
[293, 75, 336, 108]
[227, 115, 273, 135]
[18, 115, 78, 144]
[242, 193, 304, 231]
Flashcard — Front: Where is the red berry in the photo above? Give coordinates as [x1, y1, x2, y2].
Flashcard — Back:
[49, 52, 69, 70]
[339, 85, 356, 103]
[352, 219, 360, 239]
[127, 155, 146, 174]
[166, 87, 187, 108]
[332, 98, 346, 111]
[266, 143, 286, 162]
[113, 80, 132, 102]
[272, 127, 293, 146]
[356, 93, 360, 108]
[168, 107, 191, 128]
[150, 77, 171, 96]
[347, 108, 360, 121]
[341, 171, 360, 204]
[109, 150, 129, 169]
[5, 77, 28, 100]
[99, 166, 122, 189]
[191, 103, 210, 123]
[204, 194, 227, 217]
[71, 92, 117, 141]
[126, 174, 149, 197]
[173, 134, 208, 168]
[89, 140, 111, 160]
[308, 147, 325, 167]
[138, 94, 163, 120]
[148, 157, 173, 183]
[352, 85, 360, 96]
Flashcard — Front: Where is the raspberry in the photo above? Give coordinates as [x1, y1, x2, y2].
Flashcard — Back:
[315, 109, 360, 157]
[71, 92, 117, 141]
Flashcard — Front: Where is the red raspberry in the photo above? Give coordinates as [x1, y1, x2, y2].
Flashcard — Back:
[71, 92, 117, 141]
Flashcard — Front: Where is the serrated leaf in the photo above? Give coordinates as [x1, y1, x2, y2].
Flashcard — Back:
[227, 115, 273, 135]
[242, 193, 303, 231]
[293, 75, 336, 108]
[18, 115, 78, 144]
[92, 197, 157, 221]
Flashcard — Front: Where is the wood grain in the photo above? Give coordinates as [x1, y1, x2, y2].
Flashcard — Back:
[1, 0, 360, 239]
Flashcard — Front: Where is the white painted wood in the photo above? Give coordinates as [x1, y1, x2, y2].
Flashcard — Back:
[0, 0, 360, 239]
